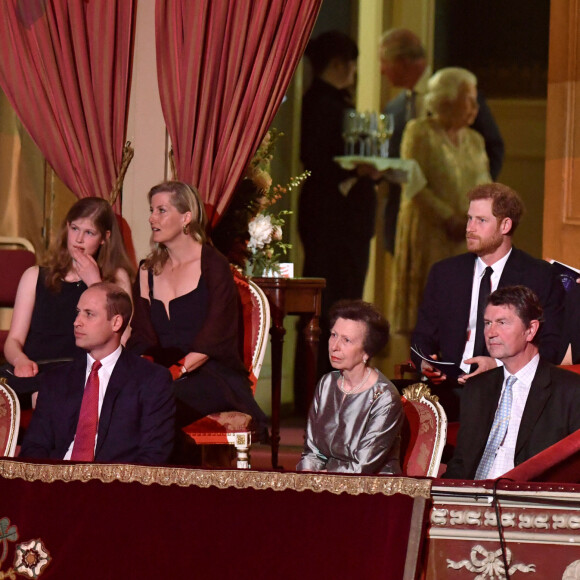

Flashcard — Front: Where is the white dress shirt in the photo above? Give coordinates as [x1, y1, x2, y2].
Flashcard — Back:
[64, 346, 123, 460]
[487, 353, 540, 478]
[460, 249, 512, 372]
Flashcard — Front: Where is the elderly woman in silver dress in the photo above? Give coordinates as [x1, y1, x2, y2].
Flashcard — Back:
[297, 300, 403, 474]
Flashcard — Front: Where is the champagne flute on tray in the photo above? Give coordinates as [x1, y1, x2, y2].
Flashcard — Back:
[357, 111, 371, 157]
[342, 109, 357, 156]
[378, 113, 394, 158]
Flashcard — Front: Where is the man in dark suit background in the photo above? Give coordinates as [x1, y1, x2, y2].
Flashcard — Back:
[444, 285, 580, 480]
[412, 183, 565, 419]
[379, 28, 504, 253]
[21, 282, 175, 464]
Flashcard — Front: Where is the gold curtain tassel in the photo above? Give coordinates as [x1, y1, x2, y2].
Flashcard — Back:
[109, 141, 135, 206]
[169, 147, 177, 180]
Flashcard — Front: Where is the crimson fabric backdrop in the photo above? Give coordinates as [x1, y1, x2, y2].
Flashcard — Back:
[155, 0, 321, 229]
[0, 1, 135, 208]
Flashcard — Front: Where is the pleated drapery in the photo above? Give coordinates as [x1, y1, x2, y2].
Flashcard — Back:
[155, 0, 321, 228]
[0, 0, 135, 209]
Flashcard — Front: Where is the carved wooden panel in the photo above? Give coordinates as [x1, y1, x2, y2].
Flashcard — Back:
[427, 483, 580, 579]
[543, 0, 580, 267]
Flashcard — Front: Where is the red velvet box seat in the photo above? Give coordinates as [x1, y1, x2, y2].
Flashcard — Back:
[400, 383, 448, 477]
[0, 459, 429, 579]
[0, 243, 36, 357]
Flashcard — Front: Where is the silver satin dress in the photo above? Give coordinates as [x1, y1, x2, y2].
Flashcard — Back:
[296, 370, 403, 474]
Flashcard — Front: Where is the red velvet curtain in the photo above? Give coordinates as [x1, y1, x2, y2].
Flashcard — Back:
[0, 0, 135, 208]
[155, 0, 321, 228]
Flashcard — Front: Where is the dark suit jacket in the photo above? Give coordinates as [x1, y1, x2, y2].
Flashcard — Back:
[443, 359, 580, 479]
[411, 248, 566, 370]
[563, 283, 580, 363]
[20, 349, 175, 464]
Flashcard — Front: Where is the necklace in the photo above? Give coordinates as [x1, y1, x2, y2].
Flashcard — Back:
[63, 273, 83, 286]
[338, 367, 372, 395]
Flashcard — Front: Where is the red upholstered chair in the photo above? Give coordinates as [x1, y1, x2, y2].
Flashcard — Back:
[0, 378, 20, 457]
[393, 359, 459, 469]
[400, 382, 447, 477]
[182, 274, 270, 468]
[560, 364, 580, 375]
[0, 237, 36, 359]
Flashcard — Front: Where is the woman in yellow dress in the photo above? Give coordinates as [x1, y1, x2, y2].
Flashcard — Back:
[390, 67, 491, 334]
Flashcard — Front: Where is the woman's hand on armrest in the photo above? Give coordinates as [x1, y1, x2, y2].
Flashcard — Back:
[13, 354, 38, 377]
[168, 352, 210, 379]
[183, 352, 209, 372]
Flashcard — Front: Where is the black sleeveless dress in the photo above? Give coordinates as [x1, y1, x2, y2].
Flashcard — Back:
[24, 267, 86, 361]
[1, 267, 86, 401]
[145, 269, 267, 438]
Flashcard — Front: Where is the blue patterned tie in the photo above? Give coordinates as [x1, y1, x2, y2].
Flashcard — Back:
[475, 375, 517, 479]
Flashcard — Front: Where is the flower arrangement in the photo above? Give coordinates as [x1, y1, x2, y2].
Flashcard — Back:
[212, 129, 309, 277]
[246, 210, 292, 276]
[244, 129, 308, 276]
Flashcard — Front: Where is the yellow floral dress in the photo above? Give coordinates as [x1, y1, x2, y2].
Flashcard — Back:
[390, 117, 491, 334]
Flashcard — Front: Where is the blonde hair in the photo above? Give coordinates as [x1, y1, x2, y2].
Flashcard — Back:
[143, 181, 207, 274]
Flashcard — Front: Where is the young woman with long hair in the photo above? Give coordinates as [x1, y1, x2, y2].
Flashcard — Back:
[2, 197, 134, 398]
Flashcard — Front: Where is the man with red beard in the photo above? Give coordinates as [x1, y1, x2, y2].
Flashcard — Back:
[411, 183, 565, 420]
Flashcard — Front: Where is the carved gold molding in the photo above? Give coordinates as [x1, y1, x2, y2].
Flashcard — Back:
[402, 382, 440, 404]
[0, 460, 432, 498]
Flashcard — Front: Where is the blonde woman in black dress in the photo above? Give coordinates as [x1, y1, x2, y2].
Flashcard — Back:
[128, 181, 267, 440]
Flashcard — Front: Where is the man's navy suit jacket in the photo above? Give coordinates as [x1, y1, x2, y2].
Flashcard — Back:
[20, 349, 175, 464]
[443, 359, 580, 479]
[411, 248, 566, 370]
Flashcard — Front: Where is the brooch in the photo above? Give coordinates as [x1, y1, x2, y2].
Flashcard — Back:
[371, 387, 384, 404]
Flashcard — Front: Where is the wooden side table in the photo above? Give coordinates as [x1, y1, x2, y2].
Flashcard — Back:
[252, 277, 325, 468]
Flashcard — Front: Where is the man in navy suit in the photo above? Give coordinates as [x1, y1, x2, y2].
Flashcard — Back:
[21, 282, 175, 464]
[379, 28, 504, 252]
[443, 285, 580, 480]
[412, 183, 565, 419]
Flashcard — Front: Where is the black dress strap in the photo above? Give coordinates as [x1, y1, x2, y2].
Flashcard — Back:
[147, 268, 155, 302]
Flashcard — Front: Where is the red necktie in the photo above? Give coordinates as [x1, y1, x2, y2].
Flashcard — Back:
[70, 360, 102, 461]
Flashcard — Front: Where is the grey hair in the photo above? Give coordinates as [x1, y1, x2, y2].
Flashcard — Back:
[379, 28, 425, 61]
[424, 67, 477, 115]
